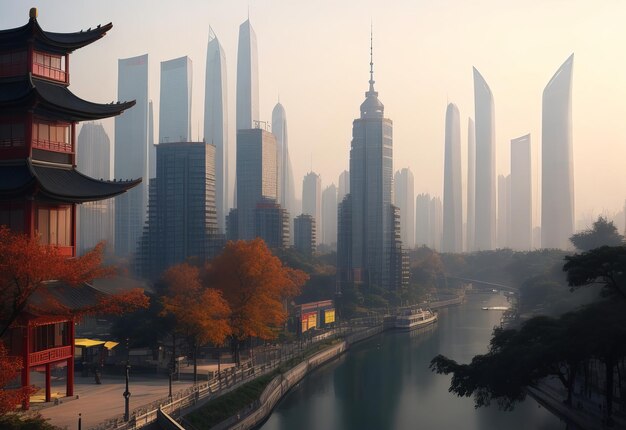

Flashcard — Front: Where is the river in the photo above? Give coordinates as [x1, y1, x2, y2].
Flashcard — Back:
[260, 293, 567, 430]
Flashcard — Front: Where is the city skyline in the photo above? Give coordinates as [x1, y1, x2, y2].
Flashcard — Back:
[3, 1, 625, 230]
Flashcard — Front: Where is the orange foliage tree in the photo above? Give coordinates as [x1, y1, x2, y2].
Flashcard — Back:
[161, 263, 231, 381]
[0, 342, 33, 416]
[203, 239, 308, 361]
[0, 226, 149, 338]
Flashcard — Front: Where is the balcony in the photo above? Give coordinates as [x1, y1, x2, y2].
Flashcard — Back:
[32, 138, 72, 153]
[32, 62, 67, 84]
[29, 345, 72, 367]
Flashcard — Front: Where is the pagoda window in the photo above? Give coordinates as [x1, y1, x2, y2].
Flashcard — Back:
[0, 120, 25, 148]
[32, 50, 67, 83]
[32, 121, 72, 153]
[0, 50, 27, 78]
[37, 206, 72, 247]
[30, 322, 69, 353]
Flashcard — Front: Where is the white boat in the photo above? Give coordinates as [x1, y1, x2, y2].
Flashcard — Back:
[481, 306, 509, 311]
[395, 308, 438, 330]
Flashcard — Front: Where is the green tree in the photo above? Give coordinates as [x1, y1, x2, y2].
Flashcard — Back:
[569, 216, 624, 251]
[563, 246, 626, 299]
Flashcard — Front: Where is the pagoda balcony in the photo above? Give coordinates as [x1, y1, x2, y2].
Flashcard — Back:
[32, 138, 72, 153]
[32, 62, 67, 84]
[29, 345, 72, 367]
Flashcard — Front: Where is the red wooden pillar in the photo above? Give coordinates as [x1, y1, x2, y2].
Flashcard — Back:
[66, 319, 74, 396]
[21, 325, 30, 410]
[45, 363, 51, 402]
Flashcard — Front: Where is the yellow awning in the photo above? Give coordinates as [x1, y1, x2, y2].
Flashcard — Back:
[74, 338, 105, 348]
[103, 341, 118, 350]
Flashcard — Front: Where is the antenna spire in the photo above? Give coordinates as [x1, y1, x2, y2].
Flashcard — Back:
[368, 21, 375, 93]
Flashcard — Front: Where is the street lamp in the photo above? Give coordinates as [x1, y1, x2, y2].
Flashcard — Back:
[123, 338, 131, 422]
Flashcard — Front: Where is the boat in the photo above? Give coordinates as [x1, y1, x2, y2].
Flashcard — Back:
[481, 306, 509, 311]
[395, 308, 438, 330]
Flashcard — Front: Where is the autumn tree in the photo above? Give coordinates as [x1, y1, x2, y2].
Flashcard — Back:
[203, 239, 308, 363]
[161, 263, 231, 382]
[0, 226, 149, 337]
[0, 342, 33, 416]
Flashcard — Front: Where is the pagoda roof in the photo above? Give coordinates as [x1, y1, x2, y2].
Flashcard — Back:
[0, 14, 112, 55]
[0, 160, 141, 203]
[0, 76, 135, 121]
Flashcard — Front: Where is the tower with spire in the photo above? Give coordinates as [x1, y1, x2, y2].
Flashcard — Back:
[337, 29, 406, 291]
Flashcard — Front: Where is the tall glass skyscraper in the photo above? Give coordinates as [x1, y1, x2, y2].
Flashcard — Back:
[321, 184, 338, 248]
[236, 19, 259, 130]
[466, 118, 475, 252]
[473, 67, 496, 250]
[272, 102, 297, 226]
[510, 134, 532, 251]
[204, 28, 229, 232]
[159, 56, 192, 143]
[394, 168, 415, 249]
[443, 103, 462, 253]
[115, 54, 149, 258]
[541, 54, 574, 250]
[302, 172, 322, 245]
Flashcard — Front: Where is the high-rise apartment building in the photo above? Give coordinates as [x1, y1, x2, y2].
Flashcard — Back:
[204, 28, 229, 232]
[473, 67, 496, 250]
[322, 184, 338, 248]
[115, 54, 149, 258]
[254, 198, 289, 249]
[510, 134, 532, 250]
[442, 104, 462, 253]
[541, 54, 574, 250]
[394, 168, 415, 249]
[302, 172, 322, 245]
[294, 214, 316, 256]
[159, 56, 192, 143]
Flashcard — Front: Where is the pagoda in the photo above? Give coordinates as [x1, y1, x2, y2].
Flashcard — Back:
[0, 8, 140, 408]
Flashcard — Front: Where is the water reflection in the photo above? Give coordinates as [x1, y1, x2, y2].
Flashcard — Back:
[260, 294, 567, 430]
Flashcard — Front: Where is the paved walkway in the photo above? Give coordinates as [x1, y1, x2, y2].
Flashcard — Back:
[34, 375, 193, 430]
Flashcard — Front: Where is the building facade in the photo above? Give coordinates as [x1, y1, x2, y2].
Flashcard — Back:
[321, 184, 338, 248]
[159, 56, 192, 143]
[302, 171, 322, 245]
[510, 134, 532, 250]
[272, 102, 297, 236]
[541, 54, 574, 250]
[394, 168, 415, 249]
[442, 103, 462, 253]
[254, 198, 289, 249]
[497, 174, 511, 249]
[415, 193, 431, 247]
[338, 170, 350, 203]
[294, 214, 316, 256]
[236, 19, 259, 131]
[466, 117, 475, 252]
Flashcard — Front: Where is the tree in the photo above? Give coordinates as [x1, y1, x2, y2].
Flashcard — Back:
[0, 227, 149, 338]
[203, 239, 307, 363]
[0, 342, 33, 416]
[570, 216, 624, 251]
[161, 263, 231, 382]
[563, 246, 626, 299]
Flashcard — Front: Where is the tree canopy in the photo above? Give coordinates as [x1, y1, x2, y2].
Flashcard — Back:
[0, 342, 33, 416]
[569, 216, 624, 251]
[563, 245, 626, 299]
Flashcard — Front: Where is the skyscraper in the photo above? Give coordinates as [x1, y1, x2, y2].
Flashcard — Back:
[442, 104, 462, 253]
[473, 67, 496, 250]
[429, 196, 443, 251]
[77, 123, 114, 255]
[254, 198, 289, 249]
[338, 170, 350, 203]
[272, 102, 297, 225]
[510, 134, 532, 251]
[294, 214, 316, 256]
[148, 100, 156, 180]
[497, 174, 511, 248]
[415, 193, 431, 247]
[322, 184, 338, 247]
[466, 118, 476, 252]
[236, 128, 277, 240]
[204, 28, 229, 232]
[394, 168, 415, 249]
[136, 141, 219, 279]
[541, 54, 574, 250]
[159, 56, 192, 143]
[115, 54, 149, 258]
[302, 172, 322, 245]
[236, 19, 259, 130]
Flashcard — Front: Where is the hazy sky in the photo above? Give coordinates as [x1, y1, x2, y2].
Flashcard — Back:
[3, 0, 626, 227]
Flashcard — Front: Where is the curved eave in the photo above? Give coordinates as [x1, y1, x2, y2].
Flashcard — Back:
[30, 161, 142, 203]
[0, 19, 112, 54]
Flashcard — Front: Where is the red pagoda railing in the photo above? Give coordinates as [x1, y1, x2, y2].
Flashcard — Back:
[32, 138, 72, 153]
[32, 62, 67, 83]
[29, 345, 72, 367]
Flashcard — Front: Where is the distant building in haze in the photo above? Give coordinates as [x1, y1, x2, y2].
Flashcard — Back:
[338, 170, 350, 203]
[115, 53, 149, 258]
[77, 123, 114, 255]
[497, 174, 511, 248]
[159, 56, 192, 143]
[204, 27, 229, 232]
[429, 196, 443, 251]
[337, 194, 352, 281]
[510, 134, 532, 251]
[236, 128, 277, 240]
[473, 67, 496, 250]
[236, 19, 259, 130]
[467, 118, 475, 252]
[148, 100, 156, 180]
[294, 214, 316, 256]
[541, 54, 574, 250]
[415, 193, 431, 247]
[442, 103, 462, 253]
[322, 184, 338, 248]
[394, 168, 415, 249]
[272, 102, 297, 236]
[302, 172, 322, 245]
[136, 141, 220, 280]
